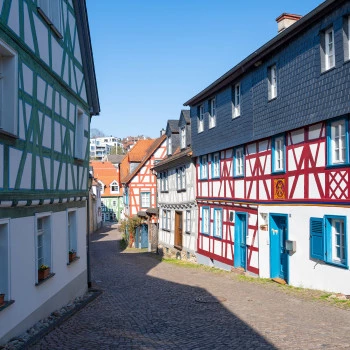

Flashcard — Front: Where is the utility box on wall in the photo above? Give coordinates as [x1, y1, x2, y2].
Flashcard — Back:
[285, 240, 296, 253]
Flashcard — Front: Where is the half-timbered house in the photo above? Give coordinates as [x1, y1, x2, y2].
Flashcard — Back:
[0, 0, 99, 342]
[121, 136, 166, 248]
[154, 111, 197, 260]
[184, 0, 350, 294]
[90, 160, 123, 222]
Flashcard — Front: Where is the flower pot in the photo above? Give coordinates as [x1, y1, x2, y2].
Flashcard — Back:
[0, 294, 5, 306]
[69, 252, 76, 262]
[38, 267, 50, 281]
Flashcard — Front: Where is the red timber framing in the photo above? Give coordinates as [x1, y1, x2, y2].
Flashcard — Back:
[195, 120, 350, 272]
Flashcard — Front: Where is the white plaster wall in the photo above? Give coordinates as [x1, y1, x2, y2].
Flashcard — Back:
[258, 205, 350, 294]
[0, 207, 87, 341]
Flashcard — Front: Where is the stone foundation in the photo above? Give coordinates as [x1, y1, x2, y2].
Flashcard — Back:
[157, 244, 197, 263]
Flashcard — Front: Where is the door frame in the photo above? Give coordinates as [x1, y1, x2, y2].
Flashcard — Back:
[234, 212, 248, 269]
[174, 211, 183, 250]
[269, 213, 289, 283]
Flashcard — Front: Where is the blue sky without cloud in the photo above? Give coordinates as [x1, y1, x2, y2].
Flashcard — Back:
[87, 0, 324, 139]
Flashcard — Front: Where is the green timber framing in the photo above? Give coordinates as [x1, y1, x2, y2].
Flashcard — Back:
[0, 0, 100, 205]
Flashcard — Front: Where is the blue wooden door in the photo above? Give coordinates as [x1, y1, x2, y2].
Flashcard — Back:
[234, 213, 247, 269]
[135, 227, 140, 248]
[270, 214, 288, 281]
[140, 224, 148, 248]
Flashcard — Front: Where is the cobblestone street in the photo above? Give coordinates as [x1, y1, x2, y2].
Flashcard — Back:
[30, 225, 350, 350]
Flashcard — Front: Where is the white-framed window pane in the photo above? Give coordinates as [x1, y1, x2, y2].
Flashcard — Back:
[268, 65, 277, 100]
[233, 83, 241, 117]
[167, 137, 172, 155]
[198, 105, 204, 133]
[325, 28, 334, 70]
[181, 127, 186, 148]
[186, 210, 191, 232]
[214, 209, 222, 237]
[331, 218, 345, 263]
[201, 155, 208, 179]
[202, 208, 209, 234]
[274, 137, 284, 171]
[235, 148, 244, 176]
[213, 153, 220, 177]
[36, 215, 52, 274]
[331, 120, 346, 164]
[68, 210, 77, 256]
[140, 192, 150, 208]
[209, 98, 216, 128]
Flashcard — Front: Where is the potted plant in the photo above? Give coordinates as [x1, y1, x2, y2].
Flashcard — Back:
[38, 264, 50, 281]
[69, 249, 76, 262]
[0, 293, 5, 306]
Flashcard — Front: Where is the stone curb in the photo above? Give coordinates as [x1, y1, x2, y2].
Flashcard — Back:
[2, 288, 102, 350]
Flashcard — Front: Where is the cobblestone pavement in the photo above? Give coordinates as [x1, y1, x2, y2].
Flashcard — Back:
[30, 225, 350, 350]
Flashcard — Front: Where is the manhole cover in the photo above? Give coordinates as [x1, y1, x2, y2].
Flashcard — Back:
[195, 296, 227, 303]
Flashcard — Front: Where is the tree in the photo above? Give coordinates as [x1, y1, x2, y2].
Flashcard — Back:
[90, 128, 105, 138]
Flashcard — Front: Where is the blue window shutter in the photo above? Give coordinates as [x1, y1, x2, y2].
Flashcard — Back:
[310, 217, 325, 261]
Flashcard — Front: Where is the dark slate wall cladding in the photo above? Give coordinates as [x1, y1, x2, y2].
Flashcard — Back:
[190, 2, 350, 157]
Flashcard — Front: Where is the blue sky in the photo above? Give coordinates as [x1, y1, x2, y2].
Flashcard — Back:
[86, 0, 323, 139]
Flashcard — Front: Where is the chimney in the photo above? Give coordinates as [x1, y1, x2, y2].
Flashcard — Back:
[160, 128, 166, 136]
[276, 13, 302, 33]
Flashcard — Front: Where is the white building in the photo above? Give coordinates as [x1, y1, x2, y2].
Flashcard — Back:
[90, 136, 122, 160]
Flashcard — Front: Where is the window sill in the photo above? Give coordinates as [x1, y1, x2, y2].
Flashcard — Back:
[37, 7, 63, 39]
[67, 256, 80, 265]
[232, 114, 241, 120]
[268, 97, 277, 102]
[185, 231, 191, 235]
[213, 235, 222, 240]
[200, 232, 210, 237]
[211, 176, 220, 180]
[321, 66, 336, 75]
[326, 162, 349, 169]
[35, 273, 55, 286]
[0, 129, 18, 141]
[272, 170, 286, 175]
[209, 126, 216, 129]
[0, 300, 15, 312]
[233, 175, 244, 179]
[162, 229, 170, 232]
[199, 178, 208, 181]
[160, 191, 169, 193]
[326, 260, 348, 269]
[177, 189, 186, 193]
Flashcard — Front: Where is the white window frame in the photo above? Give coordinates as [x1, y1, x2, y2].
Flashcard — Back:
[35, 212, 52, 282]
[268, 65, 277, 100]
[213, 209, 223, 238]
[329, 119, 347, 165]
[98, 180, 105, 195]
[325, 27, 335, 70]
[162, 210, 171, 231]
[185, 210, 191, 233]
[198, 105, 204, 133]
[140, 192, 151, 208]
[167, 136, 172, 155]
[176, 166, 186, 191]
[234, 147, 244, 177]
[209, 98, 216, 128]
[200, 155, 208, 179]
[180, 127, 186, 149]
[202, 207, 210, 235]
[330, 218, 345, 264]
[273, 136, 285, 172]
[0, 40, 18, 136]
[233, 83, 241, 118]
[212, 152, 220, 178]
[110, 180, 119, 194]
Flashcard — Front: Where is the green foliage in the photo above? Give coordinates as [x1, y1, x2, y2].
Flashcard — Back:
[120, 234, 128, 250]
[119, 216, 143, 247]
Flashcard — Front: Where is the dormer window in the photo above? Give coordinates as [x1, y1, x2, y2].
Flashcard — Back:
[180, 127, 186, 149]
[110, 180, 119, 194]
[167, 136, 172, 155]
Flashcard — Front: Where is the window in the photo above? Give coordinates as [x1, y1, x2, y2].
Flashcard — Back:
[272, 135, 285, 173]
[0, 220, 9, 302]
[176, 166, 186, 191]
[202, 207, 210, 235]
[310, 215, 347, 268]
[75, 109, 85, 159]
[160, 171, 168, 192]
[113, 200, 117, 206]
[213, 209, 223, 238]
[211, 152, 220, 178]
[200, 155, 208, 179]
[98, 181, 104, 195]
[167, 136, 172, 155]
[185, 211, 191, 233]
[209, 98, 216, 128]
[180, 127, 186, 149]
[0, 40, 17, 136]
[323, 27, 335, 71]
[233, 83, 241, 118]
[110, 181, 119, 194]
[327, 119, 348, 166]
[36, 214, 52, 281]
[198, 105, 204, 133]
[268, 65, 277, 100]
[234, 147, 244, 177]
[140, 192, 150, 208]
[37, 0, 62, 34]
[162, 210, 170, 230]
[68, 210, 77, 260]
